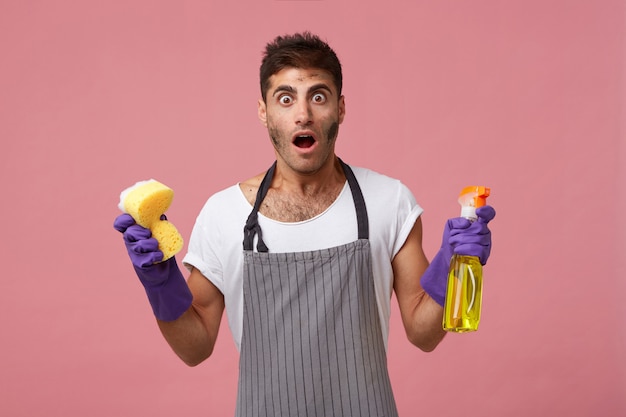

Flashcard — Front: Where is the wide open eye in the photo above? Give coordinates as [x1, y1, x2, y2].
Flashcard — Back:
[279, 95, 293, 105]
[312, 93, 327, 104]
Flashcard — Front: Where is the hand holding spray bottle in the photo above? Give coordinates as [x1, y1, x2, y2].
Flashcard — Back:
[443, 186, 490, 332]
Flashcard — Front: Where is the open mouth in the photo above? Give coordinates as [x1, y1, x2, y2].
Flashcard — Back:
[293, 134, 316, 149]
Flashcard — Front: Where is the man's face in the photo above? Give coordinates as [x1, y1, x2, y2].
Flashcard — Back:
[258, 67, 345, 176]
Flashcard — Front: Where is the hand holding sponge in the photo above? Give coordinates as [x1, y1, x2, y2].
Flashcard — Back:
[118, 179, 183, 262]
[114, 179, 192, 321]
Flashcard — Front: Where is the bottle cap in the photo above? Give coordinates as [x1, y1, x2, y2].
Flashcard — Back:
[458, 186, 490, 220]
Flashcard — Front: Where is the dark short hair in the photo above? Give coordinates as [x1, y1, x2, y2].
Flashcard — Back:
[260, 32, 343, 101]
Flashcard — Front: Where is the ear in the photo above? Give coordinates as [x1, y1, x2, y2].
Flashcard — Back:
[338, 95, 346, 124]
[258, 98, 268, 127]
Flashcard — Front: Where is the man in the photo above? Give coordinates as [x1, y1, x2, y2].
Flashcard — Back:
[114, 32, 495, 417]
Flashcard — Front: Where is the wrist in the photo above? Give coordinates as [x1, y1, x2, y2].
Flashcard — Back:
[133, 257, 193, 321]
[420, 249, 450, 307]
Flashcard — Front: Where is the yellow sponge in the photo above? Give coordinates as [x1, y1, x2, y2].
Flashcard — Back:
[118, 179, 183, 262]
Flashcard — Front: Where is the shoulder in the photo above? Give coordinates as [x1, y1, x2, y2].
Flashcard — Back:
[350, 165, 401, 185]
[188, 183, 250, 254]
[348, 164, 423, 261]
[238, 172, 265, 207]
[349, 165, 416, 203]
[348, 164, 422, 234]
[196, 183, 250, 222]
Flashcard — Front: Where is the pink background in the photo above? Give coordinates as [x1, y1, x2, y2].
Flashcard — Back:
[1, 0, 624, 416]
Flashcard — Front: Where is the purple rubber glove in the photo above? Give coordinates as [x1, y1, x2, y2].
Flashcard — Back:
[114, 213, 193, 321]
[421, 205, 496, 306]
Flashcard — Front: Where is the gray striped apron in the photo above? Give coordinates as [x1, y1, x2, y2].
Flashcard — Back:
[237, 160, 398, 417]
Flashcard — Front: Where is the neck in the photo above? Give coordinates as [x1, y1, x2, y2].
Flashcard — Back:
[272, 157, 345, 196]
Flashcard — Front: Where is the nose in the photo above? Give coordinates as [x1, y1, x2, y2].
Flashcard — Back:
[295, 100, 312, 125]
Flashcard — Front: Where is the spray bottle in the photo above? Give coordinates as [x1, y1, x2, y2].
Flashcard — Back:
[443, 186, 490, 332]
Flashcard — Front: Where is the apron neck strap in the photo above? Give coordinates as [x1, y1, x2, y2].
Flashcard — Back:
[243, 162, 275, 252]
[243, 159, 368, 252]
[340, 159, 369, 240]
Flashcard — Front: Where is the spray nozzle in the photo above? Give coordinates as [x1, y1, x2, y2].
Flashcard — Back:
[458, 186, 490, 220]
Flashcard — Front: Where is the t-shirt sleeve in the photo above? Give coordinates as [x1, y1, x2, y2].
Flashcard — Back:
[391, 182, 423, 258]
[182, 199, 226, 294]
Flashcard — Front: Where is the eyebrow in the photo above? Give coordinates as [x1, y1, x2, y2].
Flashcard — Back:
[271, 83, 334, 98]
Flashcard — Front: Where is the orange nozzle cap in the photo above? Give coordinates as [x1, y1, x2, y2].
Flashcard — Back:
[459, 186, 490, 207]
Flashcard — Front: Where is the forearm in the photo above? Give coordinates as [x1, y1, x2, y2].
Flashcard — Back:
[401, 291, 446, 352]
[114, 214, 224, 365]
[157, 302, 222, 367]
[393, 219, 447, 352]
[156, 268, 225, 366]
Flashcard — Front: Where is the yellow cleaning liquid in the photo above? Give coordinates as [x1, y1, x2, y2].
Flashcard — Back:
[443, 254, 483, 332]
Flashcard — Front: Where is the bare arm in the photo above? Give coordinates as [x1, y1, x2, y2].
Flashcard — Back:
[392, 218, 446, 352]
[157, 267, 225, 366]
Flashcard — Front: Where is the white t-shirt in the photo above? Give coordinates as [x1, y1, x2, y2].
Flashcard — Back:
[183, 166, 422, 351]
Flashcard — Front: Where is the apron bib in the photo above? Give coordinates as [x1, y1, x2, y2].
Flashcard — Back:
[237, 160, 398, 417]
